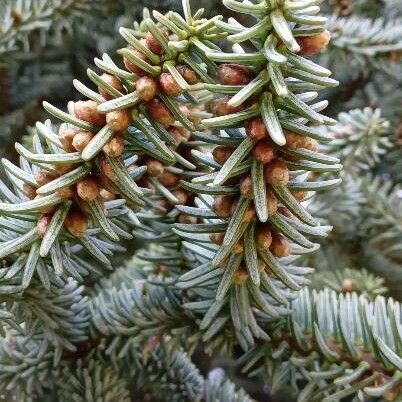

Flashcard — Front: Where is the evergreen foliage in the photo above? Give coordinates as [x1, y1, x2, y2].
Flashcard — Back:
[0, 0, 401, 401]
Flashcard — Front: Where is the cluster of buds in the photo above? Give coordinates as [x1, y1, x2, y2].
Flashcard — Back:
[173, 0, 342, 329]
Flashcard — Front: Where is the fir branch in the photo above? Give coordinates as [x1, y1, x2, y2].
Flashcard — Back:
[240, 288, 402, 401]
[323, 14, 402, 75]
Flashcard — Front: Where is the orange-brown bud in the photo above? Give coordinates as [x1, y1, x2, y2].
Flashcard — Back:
[55, 163, 75, 175]
[56, 186, 75, 199]
[72, 131, 94, 152]
[256, 224, 272, 250]
[102, 134, 125, 157]
[99, 188, 116, 202]
[292, 191, 307, 201]
[98, 74, 125, 100]
[210, 232, 225, 245]
[211, 96, 244, 116]
[232, 239, 244, 254]
[59, 127, 76, 152]
[246, 118, 268, 141]
[123, 49, 149, 76]
[265, 160, 289, 186]
[147, 98, 175, 126]
[106, 109, 131, 132]
[136, 76, 157, 101]
[176, 65, 199, 84]
[22, 183, 37, 200]
[266, 190, 278, 215]
[35, 170, 58, 187]
[297, 30, 331, 56]
[37, 214, 53, 237]
[97, 173, 119, 194]
[212, 195, 234, 218]
[145, 159, 164, 177]
[243, 204, 256, 223]
[252, 141, 276, 164]
[34, 195, 56, 214]
[64, 210, 88, 237]
[99, 157, 117, 181]
[217, 64, 253, 85]
[74, 100, 106, 126]
[341, 279, 355, 293]
[270, 234, 291, 258]
[172, 189, 188, 205]
[233, 267, 248, 285]
[76, 177, 99, 201]
[212, 146, 233, 165]
[304, 138, 319, 152]
[167, 126, 185, 144]
[240, 176, 253, 199]
[158, 73, 182, 97]
[145, 31, 168, 55]
[178, 214, 198, 224]
[158, 171, 180, 187]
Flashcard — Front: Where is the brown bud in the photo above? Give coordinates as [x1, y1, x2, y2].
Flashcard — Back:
[158, 73, 182, 97]
[167, 126, 185, 144]
[211, 96, 244, 116]
[37, 214, 53, 237]
[102, 134, 125, 157]
[265, 160, 289, 186]
[243, 204, 256, 223]
[297, 30, 331, 56]
[266, 190, 278, 215]
[232, 239, 244, 254]
[246, 118, 268, 141]
[212, 146, 233, 165]
[64, 210, 88, 237]
[97, 173, 119, 194]
[145, 31, 168, 55]
[59, 127, 76, 152]
[136, 76, 157, 101]
[98, 74, 125, 100]
[217, 64, 253, 85]
[178, 214, 198, 224]
[22, 184, 37, 200]
[56, 186, 75, 199]
[147, 98, 175, 126]
[176, 65, 199, 84]
[240, 176, 253, 199]
[55, 163, 75, 175]
[34, 195, 56, 214]
[172, 189, 188, 205]
[233, 267, 248, 285]
[177, 126, 191, 141]
[270, 234, 291, 258]
[210, 232, 225, 245]
[106, 109, 131, 132]
[256, 224, 272, 250]
[76, 177, 99, 201]
[252, 141, 275, 164]
[99, 157, 117, 181]
[74, 100, 106, 126]
[292, 191, 307, 201]
[123, 49, 150, 76]
[212, 195, 234, 218]
[35, 170, 58, 187]
[72, 131, 94, 152]
[99, 188, 116, 202]
[145, 159, 164, 177]
[341, 279, 355, 293]
[158, 171, 180, 187]
[304, 138, 319, 152]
